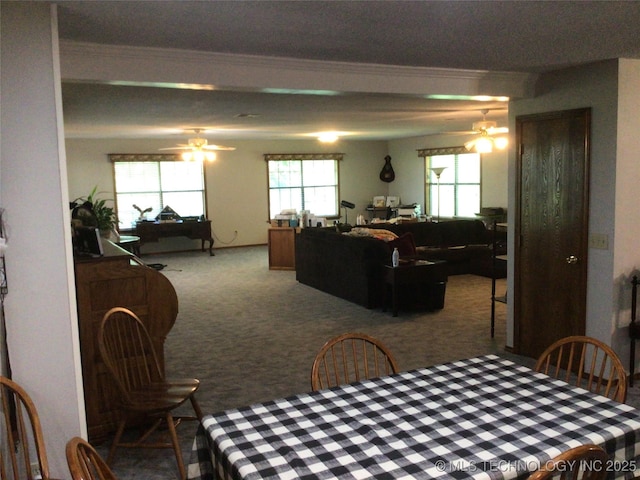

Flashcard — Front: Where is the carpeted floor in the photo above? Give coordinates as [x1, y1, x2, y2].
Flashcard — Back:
[95, 245, 638, 479]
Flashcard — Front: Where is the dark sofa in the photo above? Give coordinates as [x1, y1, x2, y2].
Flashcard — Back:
[295, 219, 494, 310]
[295, 227, 448, 310]
[368, 219, 493, 275]
[295, 227, 390, 309]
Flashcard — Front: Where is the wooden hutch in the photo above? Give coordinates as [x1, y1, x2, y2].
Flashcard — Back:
[74, 241, 178, 442]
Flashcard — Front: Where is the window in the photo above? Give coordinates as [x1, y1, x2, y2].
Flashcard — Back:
[265, 153, 342, 218]
[420, 148, 480, 219]
[110, 154, 206, 230]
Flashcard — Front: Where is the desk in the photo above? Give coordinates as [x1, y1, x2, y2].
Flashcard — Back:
[187, 355, 640, 480]
[135, 220, 214, 255]
[383, 260, 447, 316]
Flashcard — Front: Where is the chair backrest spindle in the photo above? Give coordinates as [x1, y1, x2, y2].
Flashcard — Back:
[98, 307, 164, 405]
[311, 333, 399, 391]
[0, 376, 52, 480]
[535, 336, 627, 403]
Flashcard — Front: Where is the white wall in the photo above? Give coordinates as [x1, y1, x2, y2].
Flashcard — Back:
[1, 4, 85, 477]
[614, 59, 640, 362]
[66, 138, 391, 251]
[66, 136, 509, 253]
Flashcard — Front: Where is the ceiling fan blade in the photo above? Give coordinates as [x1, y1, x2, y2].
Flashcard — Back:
[158, 146, 192, 151]
[487, 127, 509, 134]
[203, 145, 236, 151]
[440, 130, 478, 135]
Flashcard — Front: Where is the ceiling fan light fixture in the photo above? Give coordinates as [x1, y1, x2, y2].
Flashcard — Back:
[464, 139, 476, 151]
[494, 136, 509, 150]
[465, 136, 494, 153]
[472, 120, 497, 132]
[181, 150, 216, 162]
[475, 137, 494, 153]
[160, 128, 235, 161]
[188, 137, 208, 149]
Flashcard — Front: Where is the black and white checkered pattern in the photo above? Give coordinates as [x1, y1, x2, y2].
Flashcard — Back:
[187, 355, 640, 480]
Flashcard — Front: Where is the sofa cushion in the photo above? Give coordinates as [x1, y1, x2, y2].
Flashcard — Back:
[437, 220, 489, 247]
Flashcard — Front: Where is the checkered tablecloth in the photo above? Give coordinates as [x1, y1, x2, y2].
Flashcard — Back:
[187, 354, 640, 480]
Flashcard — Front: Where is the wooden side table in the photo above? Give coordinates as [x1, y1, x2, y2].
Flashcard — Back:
[383, 260, 447, 316]
[268, 227, 299, 270]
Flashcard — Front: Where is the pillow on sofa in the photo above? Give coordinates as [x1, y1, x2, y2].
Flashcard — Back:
[347, 227, 398, 242]
[387, 232, 416, 257]
[369, 228, 398, 241]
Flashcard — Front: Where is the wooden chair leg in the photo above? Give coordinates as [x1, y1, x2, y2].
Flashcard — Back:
[190, 395, 203, 421]
[166, 412, 186, 480]
[107, 419, 126, 465]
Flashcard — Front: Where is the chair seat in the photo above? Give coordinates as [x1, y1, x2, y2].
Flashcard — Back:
[124, 379, 200, 413]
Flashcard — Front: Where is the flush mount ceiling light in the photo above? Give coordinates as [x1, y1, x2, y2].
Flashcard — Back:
[159, 129, 236, 161]
[317, 132, 340, 143]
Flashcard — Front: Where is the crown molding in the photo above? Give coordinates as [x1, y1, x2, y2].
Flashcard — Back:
[60, 41, 536, 99]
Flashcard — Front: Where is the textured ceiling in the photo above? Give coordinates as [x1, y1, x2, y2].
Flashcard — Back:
[55, 1, 640, 141]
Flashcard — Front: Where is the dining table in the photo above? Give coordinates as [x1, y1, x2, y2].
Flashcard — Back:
[187, 354, 640, 480]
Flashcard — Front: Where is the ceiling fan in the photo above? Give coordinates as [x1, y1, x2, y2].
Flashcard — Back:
[160, 129, 236, 161]
[442, 109, 509, 153]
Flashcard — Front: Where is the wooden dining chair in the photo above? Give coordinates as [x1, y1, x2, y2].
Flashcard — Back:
[311, 332, 399, 390]
[534, 335, 627, 403]
[97, 307, 203, 480]
[527, 444, 608, 480]
[66, 437, 118, 480]
[1, 375, 57, 480]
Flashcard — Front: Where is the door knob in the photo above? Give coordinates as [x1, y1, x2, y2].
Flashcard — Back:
[566, 255, 578, 264]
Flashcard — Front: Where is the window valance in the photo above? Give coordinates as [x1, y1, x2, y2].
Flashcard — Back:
[263, 153, 344, 161]
[109, 154, 182, 162]
[417, 146, 467, 157]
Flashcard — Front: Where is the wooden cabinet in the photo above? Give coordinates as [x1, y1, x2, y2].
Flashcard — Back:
[74, 241, 178, 442]
[268, 227, 298, 270]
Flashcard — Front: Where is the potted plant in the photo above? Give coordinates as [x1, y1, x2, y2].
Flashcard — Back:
[71, 186, 118, 237]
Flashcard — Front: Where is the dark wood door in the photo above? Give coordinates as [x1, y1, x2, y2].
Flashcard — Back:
[514, 108, 591, 359]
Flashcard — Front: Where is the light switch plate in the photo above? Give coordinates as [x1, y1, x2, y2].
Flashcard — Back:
[589, 233, 609, 250]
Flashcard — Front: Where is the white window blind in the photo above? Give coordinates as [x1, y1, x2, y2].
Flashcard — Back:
[110, 154, 206, 229]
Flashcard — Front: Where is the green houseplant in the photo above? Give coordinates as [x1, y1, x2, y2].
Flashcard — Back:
[71, 186, 118, 236]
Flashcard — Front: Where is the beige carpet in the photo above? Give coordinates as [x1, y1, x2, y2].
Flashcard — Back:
[161, 246, 510, 413]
